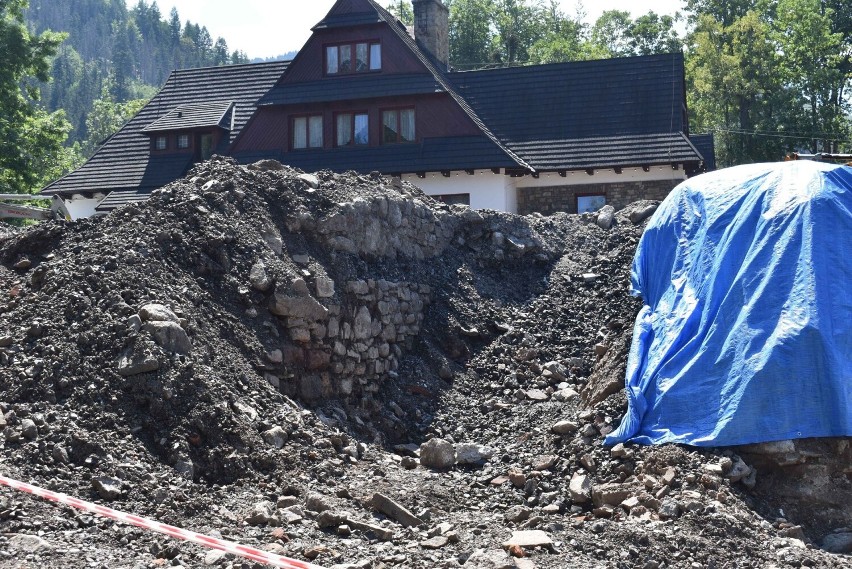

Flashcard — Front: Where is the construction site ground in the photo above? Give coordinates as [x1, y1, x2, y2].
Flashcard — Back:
[0, 157, 849, 569]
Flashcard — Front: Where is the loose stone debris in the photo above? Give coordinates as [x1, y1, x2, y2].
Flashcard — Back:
[0, 156, 849, 568]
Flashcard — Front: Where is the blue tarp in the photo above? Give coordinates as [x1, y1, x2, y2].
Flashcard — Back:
[606, 161, 852, 446]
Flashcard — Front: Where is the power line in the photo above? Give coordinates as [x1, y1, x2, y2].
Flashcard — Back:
[713, 127, 851, 145]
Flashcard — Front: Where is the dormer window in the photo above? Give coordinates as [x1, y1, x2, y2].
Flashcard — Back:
[326, 42, 381, 75]
[155, 136, 167, 150]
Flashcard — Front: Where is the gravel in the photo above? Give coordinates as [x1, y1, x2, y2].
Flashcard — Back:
[0, 156, 848, 568]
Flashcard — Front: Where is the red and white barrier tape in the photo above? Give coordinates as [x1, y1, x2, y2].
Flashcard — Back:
[0, 474, 324, 569]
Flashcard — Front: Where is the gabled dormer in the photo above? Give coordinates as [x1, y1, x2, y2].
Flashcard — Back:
[142, 101, 235, 162]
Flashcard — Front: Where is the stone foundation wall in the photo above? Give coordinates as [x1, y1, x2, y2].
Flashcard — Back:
[265, 276, 430, 401]
[518, 180, 679, 215]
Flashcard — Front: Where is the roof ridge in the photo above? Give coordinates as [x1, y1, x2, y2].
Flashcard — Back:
[365, 0, 532, 172]
[170, 60, 290, 75]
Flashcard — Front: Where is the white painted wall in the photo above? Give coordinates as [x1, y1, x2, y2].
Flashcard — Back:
[64, 194, 106, 220]
[514, 166, 686, 188]
[405, 166, 686, 214]
[403, 170, 517, 212]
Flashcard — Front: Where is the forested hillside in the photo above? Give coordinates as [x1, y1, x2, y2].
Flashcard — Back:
[25, 0, 250, 147]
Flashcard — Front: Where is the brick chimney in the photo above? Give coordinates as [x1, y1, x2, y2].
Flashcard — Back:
[412, 0, 449, 70]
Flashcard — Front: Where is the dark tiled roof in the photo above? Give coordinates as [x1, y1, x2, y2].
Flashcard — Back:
[142, 101, 234, 133]
[509, 133, 702, 171]
[234, 135, 519, 174]
[42, 61, 288, 196]
[94, 190, 151, 212]
[312, 11, 383, 30]
[448, 53, 703, 170]
[260, 74, 443, 106]
[689, 133, 716, 171]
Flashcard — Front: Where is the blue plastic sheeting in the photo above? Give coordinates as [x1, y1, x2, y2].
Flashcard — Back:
[606, 161, 852, 447]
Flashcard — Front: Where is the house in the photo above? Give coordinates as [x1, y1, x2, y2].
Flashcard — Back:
[42, 0, 712, 219]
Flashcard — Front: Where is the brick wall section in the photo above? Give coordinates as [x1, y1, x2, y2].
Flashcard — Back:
[518, 180, 679, 215]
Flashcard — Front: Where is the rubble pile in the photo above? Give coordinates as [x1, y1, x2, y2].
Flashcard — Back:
[0, 156, 849, 568]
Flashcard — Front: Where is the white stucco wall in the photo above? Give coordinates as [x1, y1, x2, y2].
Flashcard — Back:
[404, 166, 687, 214]
[513, 166, 687, 189]
[64, 194, 106, 220]
[403, 170, 517, 213]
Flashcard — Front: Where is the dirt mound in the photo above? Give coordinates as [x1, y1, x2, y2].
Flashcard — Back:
[0, 156, 848, 568]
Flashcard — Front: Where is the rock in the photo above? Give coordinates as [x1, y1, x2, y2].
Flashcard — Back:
[143, 321, 192, 354]
[569, 473, 592, 503]
[822, 530, 852, 553]
[593, 482, 637, 507]
[20, 418, 37, 440]
[466, 549, 519, 569]
[628, 203, 658, 224]
[658, 499, 681, 520]
[298, 173, 320, 188]
[305, 493, 332, 513]
[13, 258, 32, 270]
[249, 261, 271, 291]
[419, 438, 456, 469]
[174, 458, 195, 479]
[525, 389, 549, 401]
[262, 426, 288, 449]
[420, 535, 449, 549]
[315, 276, 335, 298]
[552, 388, 579, 402]
[455, 442, 496, 465]
[531, 454, 557, 471]
[596, 205, 615, 229]
[502, 530, 553, 550]
[269, 293, 328, 320]
[116, 348, 160, 376]
[246, 501, 276, 525]
[352, 306, 373, 340]
[92, 476, 122, 501]
[204, 549, 234, 565]
[8, 534, 54, 554]
[551, 420, 579, 435]
[726, 457, 752, 482]
[370, 492, 424, 527]
[138, 303, 180, 323]
[127, 314, 142, 332]
[609, 443, 629, 458]
[505, 505, 532, 523]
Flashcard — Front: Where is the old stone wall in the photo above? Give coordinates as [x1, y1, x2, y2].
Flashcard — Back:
[298, 195, 460, 260]
[264, 275, 430, 402]
[518, 180, 678, 215]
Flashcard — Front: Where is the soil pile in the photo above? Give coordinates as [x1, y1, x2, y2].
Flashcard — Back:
[0, 156, 849, 568]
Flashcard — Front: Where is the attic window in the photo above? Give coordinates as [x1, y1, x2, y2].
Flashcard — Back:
[326, 42, 381, 75]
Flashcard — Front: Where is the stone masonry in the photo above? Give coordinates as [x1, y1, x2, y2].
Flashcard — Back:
[518, 180, 679, 216]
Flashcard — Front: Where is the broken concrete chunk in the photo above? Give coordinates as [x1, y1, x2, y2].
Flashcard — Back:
[569, 472, 592, 503]
[455, 442, 496, 465]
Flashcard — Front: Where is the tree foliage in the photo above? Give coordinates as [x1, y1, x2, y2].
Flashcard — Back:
[685, 0, 851, 165]
[0, 0, 79, 194]
[25, 0, 250, 150]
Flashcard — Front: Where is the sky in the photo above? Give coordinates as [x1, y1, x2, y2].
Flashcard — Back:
[138, 0, 686, 60]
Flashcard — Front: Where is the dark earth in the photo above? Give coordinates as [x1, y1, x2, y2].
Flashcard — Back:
[1, 157, 850, 568]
